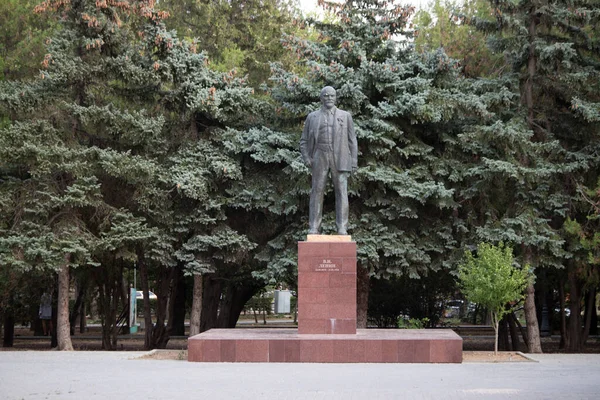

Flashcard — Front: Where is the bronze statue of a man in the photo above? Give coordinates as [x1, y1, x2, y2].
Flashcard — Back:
[300, 86, 358, 235]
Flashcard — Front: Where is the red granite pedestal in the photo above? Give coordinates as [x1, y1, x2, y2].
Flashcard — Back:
[297, 236, 357, 334]
[188, 236, 463, 363]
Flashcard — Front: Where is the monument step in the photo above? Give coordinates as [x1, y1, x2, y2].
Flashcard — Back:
[188, 328, 463, 363]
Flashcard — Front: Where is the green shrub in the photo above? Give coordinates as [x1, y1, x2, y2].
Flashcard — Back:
[458, 242, 529, 354]
[397, 317, 430, 329]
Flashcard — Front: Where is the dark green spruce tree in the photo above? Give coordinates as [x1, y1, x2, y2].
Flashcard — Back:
[159, 0, 301, 87]
[0, 0, 56, 81]
[0, 0, 255, 349]
[0, 0, 170, 350]
[466, 0, 600, 352]
[413, 0, 504, 77]
[131, 3, 256, 346]
[229, 0, 503, 327]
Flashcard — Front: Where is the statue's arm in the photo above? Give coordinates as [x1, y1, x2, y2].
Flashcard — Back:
[299, 115, 312, 167]
[348, 114, 358, 169]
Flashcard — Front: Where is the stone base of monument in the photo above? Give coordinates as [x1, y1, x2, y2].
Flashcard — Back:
[187, 237, 462, 363]
[187, 328, 463, 363]
[297, 237, 358, 335]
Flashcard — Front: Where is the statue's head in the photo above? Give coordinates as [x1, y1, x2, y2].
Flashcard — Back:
[320, 86, 336, 110]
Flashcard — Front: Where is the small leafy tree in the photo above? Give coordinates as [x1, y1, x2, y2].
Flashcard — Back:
[458, 243, 529, 354]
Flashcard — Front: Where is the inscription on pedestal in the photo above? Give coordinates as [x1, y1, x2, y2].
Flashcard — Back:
[315, 258, 341, 272]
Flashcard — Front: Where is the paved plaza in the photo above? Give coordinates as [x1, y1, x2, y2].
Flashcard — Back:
[1, 351, 599, 399]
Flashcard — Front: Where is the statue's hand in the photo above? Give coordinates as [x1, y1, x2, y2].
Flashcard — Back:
[351, 166, 358, 175]
[305, 159, 312, 168]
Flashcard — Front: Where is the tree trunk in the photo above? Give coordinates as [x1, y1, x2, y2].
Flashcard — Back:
[492, 311, 499, 355]
[356, 264, 369, 329]
[498, 314, 509, 351]
[137, 249, 154, 350]
[151, 265, 175, 349]
[524, 282, 542, 353]
[168, 267, 186, 336]
[511, 310, 529, 352]
[69, 281, 86, 336]
[507, 312, 521, 352]
[522, 10, 543, 354]
[582, 289, 596, 342]
[200, 275, 221, 333]
[57, 261, 74, 351]
[98, 284, 118, 351]
[216, 286, 233, 327]
[558, 278, 567, 349]
[166, 272, 175, 334]
[216, 283, 258, 328]
[119, 269, 129, 333]
[566, 265, 583, 352]
[189, 274, 203, 336]
[536, 270, 551, 337]
[589, 289, 598, 336]
[33, 316, 44, 337]
[471, 304, 480, 324]
[51, 285, 58, 348]
[95, 259, 121, 350]
[79, 299, 87, 334]
[2, 312, 15, 347]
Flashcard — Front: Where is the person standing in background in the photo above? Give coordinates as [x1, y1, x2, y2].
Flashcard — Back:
[39, 291, 53, 336]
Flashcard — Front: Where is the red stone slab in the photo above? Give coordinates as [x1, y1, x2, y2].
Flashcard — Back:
[284, 339, 300, 362]
[299, 340, 334, 362]
[302, 304, 330, 319]
[381, 340, 399, 363]
[297, 258, 313, 272]
[330, 242, 357, 257]
[299, 288, 329, 304]
[347, 339, 367, 362]
[188, 329, 463, 363]
[202, 339, 221, 362]
[268, 340, 285, 362]
[329, 303, 356, 319]
[365, 340, 383, 363]
[220, 340, 236, 362]
[329, 274, 357, 288]
[431, 338, 463, 363]
[342, 257, 357, 273]
[332, 340, 350, 362]
[327, 287, 356, 304]
[330, 319, 357, 334]
[236, 340, 269, 362]
[297, 319, 329, 334]
[298, 242, 329, 257]
[188, 340, 203, 362]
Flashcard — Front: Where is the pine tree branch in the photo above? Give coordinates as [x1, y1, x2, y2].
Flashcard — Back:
[554, 20, 596, 52]
[576, 184, 600, 214]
